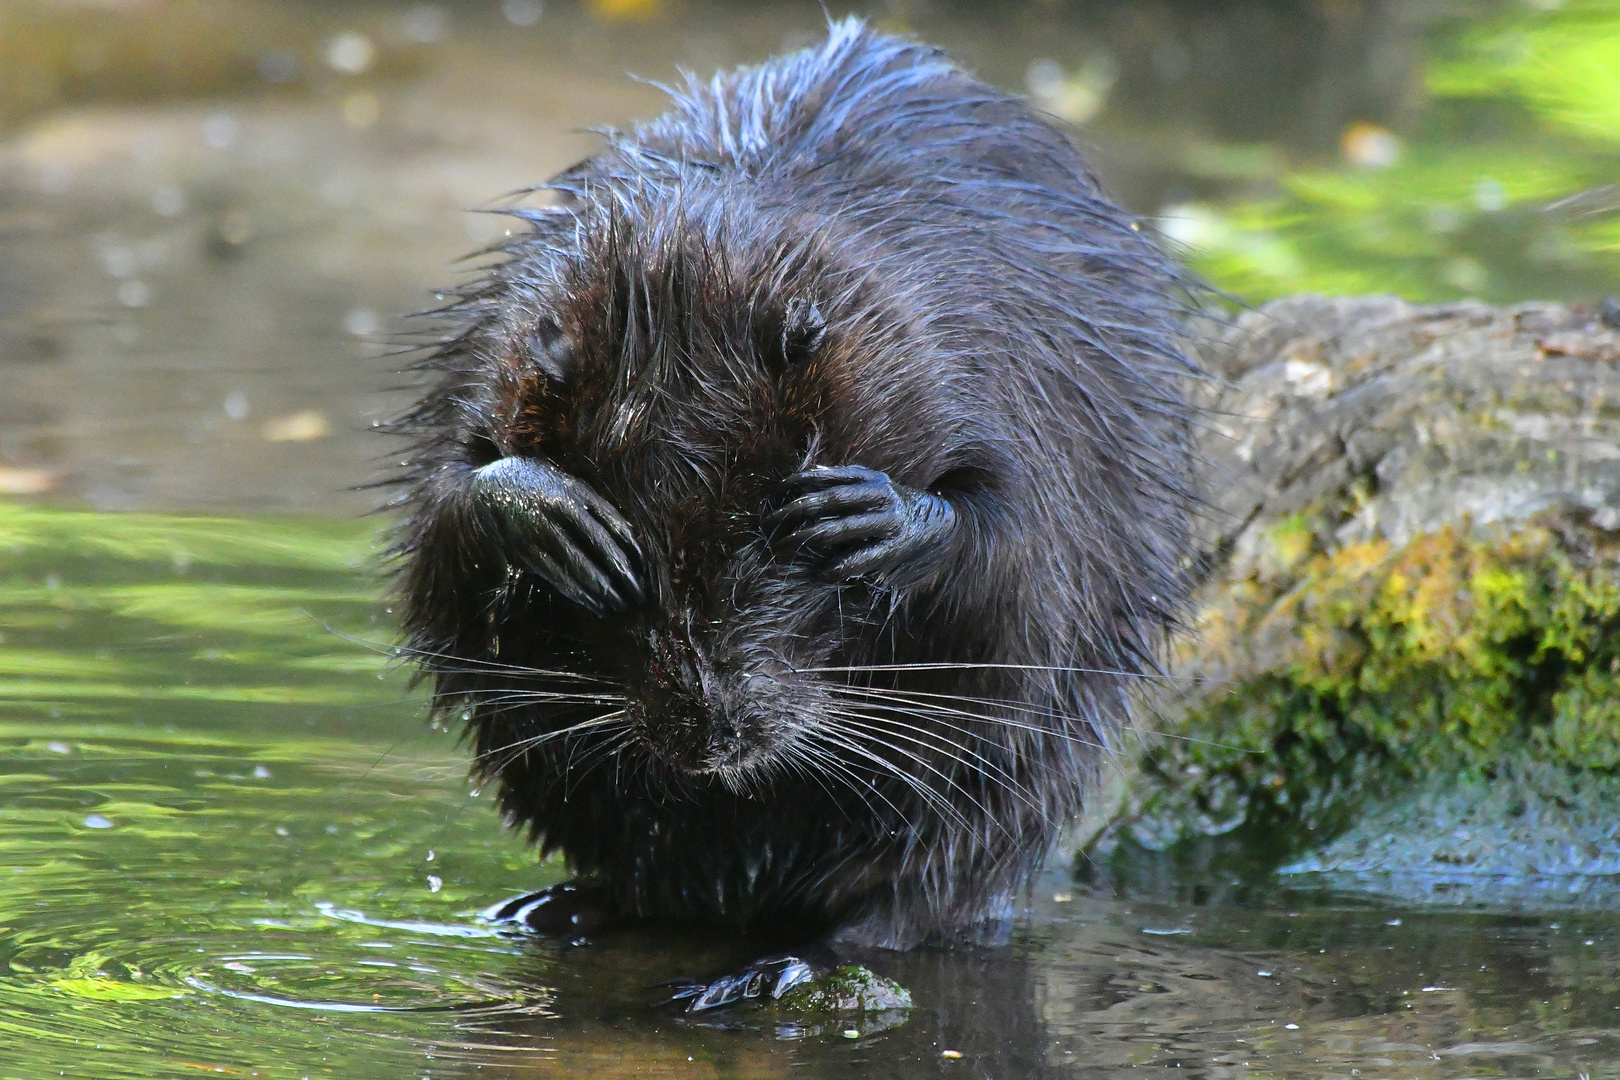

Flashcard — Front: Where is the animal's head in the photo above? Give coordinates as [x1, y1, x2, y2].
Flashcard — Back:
[390, 188, 964, 794]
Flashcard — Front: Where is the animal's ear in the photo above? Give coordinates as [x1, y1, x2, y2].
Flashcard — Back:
[525, 318, 575, 383]
[780, 298, 827, 367]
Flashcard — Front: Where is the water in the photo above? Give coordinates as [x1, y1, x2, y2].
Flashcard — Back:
[4, 1, 1620, 1076]
[4, 506, 1620, 1079]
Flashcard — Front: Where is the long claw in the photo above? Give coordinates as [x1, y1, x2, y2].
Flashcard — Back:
[465, 456, 646, 615]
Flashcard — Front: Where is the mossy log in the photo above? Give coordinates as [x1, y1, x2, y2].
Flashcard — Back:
[1089, 295, 1620, 900]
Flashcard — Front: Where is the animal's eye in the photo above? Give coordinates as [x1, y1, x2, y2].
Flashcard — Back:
[464, 430, 501, 467]
[526, 319, 574, 383]
[780, 298, 826, 367]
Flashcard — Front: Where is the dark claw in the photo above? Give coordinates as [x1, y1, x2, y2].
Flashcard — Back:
[766, 464, 956, 583]
[660, 955, 818, 1012]
[466, 456, 646, 614]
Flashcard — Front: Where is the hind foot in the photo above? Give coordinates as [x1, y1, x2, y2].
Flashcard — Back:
[661, 954, 820, 1011]
[485, 881, 614, 937]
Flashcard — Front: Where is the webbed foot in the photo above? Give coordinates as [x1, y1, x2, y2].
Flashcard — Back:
[764, 465, 955, 582]
[485, 881, 614, 937]
[661, 954, 819, 1011]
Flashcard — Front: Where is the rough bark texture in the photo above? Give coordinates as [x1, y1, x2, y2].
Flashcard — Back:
[1087, 295, 1620, 902]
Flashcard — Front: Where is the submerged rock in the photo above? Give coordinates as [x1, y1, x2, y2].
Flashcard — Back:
[1087, 295, 1620, 902]
[1280, 751, 1620, 907]
[775, 965, 913, 1014]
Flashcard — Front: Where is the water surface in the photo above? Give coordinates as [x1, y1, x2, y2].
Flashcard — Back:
[3, 503, 1619, 1078]
[3, 2, 1620, 1076]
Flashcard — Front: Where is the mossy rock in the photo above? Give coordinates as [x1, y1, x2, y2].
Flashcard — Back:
[1090, 297, 1620, 893]
[776, 965, 912, 1014]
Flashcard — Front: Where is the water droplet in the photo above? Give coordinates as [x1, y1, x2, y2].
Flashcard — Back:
[83, 815, 114, 829]
[427, 875, 442, 893]
[345, 308, 381, 337]
[401, 5, 449, 43]
[202, 111, 238, 150]
[151, 185, 186, 218]
[118, 280, 151, 308]
[252, 765, 272, 779]
[503, 0, 543, 26]
[324, 32, 376, 75]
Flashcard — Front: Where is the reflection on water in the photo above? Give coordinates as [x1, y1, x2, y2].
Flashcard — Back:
[2, 501, 1620, 1078]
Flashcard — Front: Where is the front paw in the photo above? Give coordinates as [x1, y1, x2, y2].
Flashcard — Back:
[763, 465, 955, 581]
[466, 456, 645, 616]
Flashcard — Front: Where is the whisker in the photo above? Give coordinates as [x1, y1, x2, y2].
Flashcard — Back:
[814, 721, 979, 834]
[792, 735, 903, 830]
[802, 728, 940, 834]
[825, 685, 1108, 752]
[797, 661, 1195, 682]
[343, 632, 616, 684]
[832, 710, 1042, 821]
[826, 683, 1060, 720]
[472, 711, 629, 774]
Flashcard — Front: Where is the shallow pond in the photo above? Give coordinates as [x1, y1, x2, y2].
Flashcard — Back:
[2, 503, 1619, 1079]
[3, 1, 1620, 1077]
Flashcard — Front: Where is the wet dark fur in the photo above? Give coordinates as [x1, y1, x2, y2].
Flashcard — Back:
[386, 20, 1198, 950]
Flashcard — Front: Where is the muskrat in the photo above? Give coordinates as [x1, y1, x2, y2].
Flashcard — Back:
[386, 19, 1198, 1008]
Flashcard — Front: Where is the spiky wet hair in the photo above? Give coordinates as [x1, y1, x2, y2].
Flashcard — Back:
[384, 19, 1199, 946]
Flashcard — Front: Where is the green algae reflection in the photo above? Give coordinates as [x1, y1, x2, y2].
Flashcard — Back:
[1173, 0, 1620, 305]
[0, 502, 565, 1079]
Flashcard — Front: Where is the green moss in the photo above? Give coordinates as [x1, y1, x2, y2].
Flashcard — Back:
[1129, 522, 1620, 852]
[775, 966, 912, 1015]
